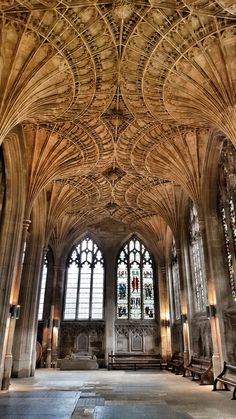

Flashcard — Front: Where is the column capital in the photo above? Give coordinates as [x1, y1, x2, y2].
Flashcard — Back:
[53, 265, 65, 272]
[160, 266, 166, 275]
[198, 219, 205, 232]
[176, 248, 181, 256]
[23, 219, 31, 231]
[43, 247, 49, 256]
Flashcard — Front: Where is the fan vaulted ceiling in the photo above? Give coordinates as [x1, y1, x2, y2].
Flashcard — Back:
[0, 0, 236, 243]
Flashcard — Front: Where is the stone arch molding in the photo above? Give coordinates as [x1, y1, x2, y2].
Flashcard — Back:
[163, 29, 236, 147]
[0, 4, 117, 143]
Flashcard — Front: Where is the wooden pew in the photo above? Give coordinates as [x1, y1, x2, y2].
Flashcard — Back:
[213, 361, 236, 400]
[183, 356, 213, 385]
[166, 353, 184, 375]
[108, 353, 162, 371]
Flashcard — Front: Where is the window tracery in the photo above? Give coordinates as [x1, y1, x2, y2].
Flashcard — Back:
[219, 143, 236, 301]
[171, 240, 181, 320]
[117, 236, 155, 320]
[64, 237, 104, 320]
[189, 205, 208, 312]
[38, 255, 48, 321]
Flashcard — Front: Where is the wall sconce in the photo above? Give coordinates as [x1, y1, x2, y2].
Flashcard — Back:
[161, 319, 170, 327]
[181, 314, 187, 323]
[53, 319, 60, 328]
[9, 304, 20, 319]
[206, 304, 216, 318]
[44, 318, 50, 328]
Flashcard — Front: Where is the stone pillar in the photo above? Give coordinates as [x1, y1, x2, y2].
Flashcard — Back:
[176, 247, 190, 365]
[0, 134, 25, 389]
[44, 261, 64, 368]
[52, 265, 65, 365]
[12, 231, 44, 378]
[198, 217, 226, 378]
[1, 219, 30, 389]
[104, 246, 116, 365]
[159, 266, 171, 361]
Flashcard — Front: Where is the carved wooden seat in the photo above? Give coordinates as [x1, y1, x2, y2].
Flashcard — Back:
[108, 353, 162, 371]
[166, 353, 184, 375]
[183, 356, 213, 385]
[213, 362, 236, 400]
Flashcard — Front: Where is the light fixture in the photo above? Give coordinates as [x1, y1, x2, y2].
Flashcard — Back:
[161, 319, 170, 327]
[53, 319, 60, 328]
[9, 304, 20, 319]
[44, 318, 50, 328]
[206, 304, 216, 318]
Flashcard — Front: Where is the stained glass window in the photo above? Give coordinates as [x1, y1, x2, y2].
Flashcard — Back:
[64, 237, 104, 320]
[117, 237, 155, 320]
[189, 205, 208, 312]
[171, 240, 181, 320]
[38, 255, 48, 321]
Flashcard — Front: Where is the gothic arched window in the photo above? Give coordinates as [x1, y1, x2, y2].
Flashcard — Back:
[38, 255, 48, 321]
[117, 236, 155, 320]
[189, 205, 208, 312]
[64, 237, 104, 320]
[171, 240, 181, 320]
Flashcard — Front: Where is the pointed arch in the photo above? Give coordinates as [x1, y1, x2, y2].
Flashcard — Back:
[116, 235, 155, 320]
[63, 236, 104, 320]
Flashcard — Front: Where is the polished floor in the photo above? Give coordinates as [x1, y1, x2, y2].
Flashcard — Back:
[0, 368, 235, 418]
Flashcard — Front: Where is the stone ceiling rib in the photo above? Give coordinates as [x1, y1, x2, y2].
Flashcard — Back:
[0, 0, 235, 241]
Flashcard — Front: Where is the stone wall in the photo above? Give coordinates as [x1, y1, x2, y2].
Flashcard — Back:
[190, 317, 213, 358]
[59, 321, 105, 366]
[115, 321, 160, 354]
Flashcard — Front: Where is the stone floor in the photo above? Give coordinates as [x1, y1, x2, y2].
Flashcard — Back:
[0, 369, 235, 418]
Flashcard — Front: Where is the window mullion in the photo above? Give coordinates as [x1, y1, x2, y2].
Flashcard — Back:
[76, 253, 81, 320]
[140, 252, 143, 320]
[128, 249, 130, 321]
[89, 252, 94, 320]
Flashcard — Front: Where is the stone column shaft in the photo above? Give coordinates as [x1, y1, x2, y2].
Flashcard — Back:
[104, 246, 116, 365]
[199, 216, 227, 377]
[12, 228, 44, 378]
[159, 266, 171, 361]
[1, 220, 30, 389]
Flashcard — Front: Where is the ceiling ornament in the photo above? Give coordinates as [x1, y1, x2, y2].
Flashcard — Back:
[103, 165, 126, 185]
[112, 0, 135, 21]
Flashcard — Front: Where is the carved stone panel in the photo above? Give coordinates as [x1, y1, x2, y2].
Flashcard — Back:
[115, 322, 159, 353]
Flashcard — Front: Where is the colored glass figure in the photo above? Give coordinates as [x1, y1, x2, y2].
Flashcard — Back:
[117, 236, 155, 320]
[119, 283, 127, 299]
[131, 275, 139, 292]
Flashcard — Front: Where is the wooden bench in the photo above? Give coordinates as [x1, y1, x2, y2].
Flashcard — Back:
[183, 356, 213, 385]
[166, 353, 184, 375]
[213, 361, 236, 400]
[108, 353, 162, 371]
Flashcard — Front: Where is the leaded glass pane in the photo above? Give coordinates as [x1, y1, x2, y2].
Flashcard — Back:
[130, 263, 141, 319]
[190, 206, 207, 312]
[64, 237, 104, 320]
[117, 259, 128, 319]
[117, 236, 155, 320]
[91, 261, 104, 319]
[143, 262, 154, 319]
[221, 206, 236, 301]
[64, 262, 78, 319]
[38, 256, 48, 321]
